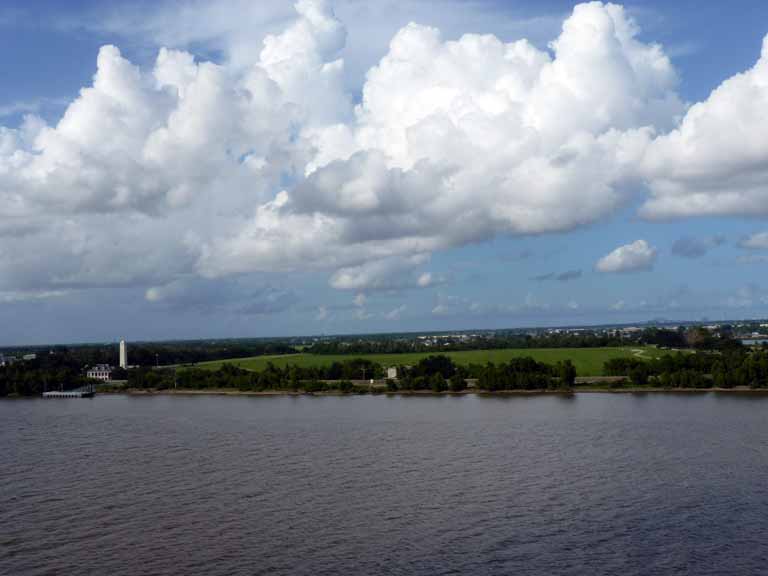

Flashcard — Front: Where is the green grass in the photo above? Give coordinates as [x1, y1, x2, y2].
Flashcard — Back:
[186, 346, 667, 377]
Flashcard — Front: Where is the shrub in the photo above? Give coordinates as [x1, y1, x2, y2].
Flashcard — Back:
[449, 373, 466, 392]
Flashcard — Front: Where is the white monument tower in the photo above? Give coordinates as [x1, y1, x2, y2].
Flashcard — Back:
[119, 340, 128, 369]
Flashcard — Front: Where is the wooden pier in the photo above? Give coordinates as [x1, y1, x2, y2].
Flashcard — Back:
[43, 385, 96, 398]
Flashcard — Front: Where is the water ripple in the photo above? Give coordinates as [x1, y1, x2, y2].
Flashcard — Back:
[2, 393, 768, 575]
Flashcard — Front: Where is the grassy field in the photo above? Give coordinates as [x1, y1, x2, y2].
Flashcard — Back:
[188, 346, 667, 377]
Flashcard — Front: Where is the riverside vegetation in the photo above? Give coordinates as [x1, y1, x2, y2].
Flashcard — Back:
[124, 355, 576, 393]
[115, 348, 768, 394]
[5, 350, 768, 396]
[3, 329, 767, 397]
[604, 346, 768, 388]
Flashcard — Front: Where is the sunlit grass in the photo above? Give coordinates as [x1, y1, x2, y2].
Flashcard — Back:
[189, 346, 668, 377]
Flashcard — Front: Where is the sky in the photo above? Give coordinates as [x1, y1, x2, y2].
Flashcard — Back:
[3, 0, 768, 344]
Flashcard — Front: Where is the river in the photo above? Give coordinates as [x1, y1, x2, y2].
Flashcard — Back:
[2, 393, 768, 575]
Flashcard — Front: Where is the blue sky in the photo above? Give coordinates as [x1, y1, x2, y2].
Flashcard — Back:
[2, 0, 768, 344]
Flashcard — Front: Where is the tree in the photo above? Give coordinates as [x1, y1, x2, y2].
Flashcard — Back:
[713, 371, 727, 389]
[304, 379, 324, 393]
[479, 363, 499, 391]
[430, 373, 447, 393]
[603, 357, 643, 376]
[110, 366, 128, 381]
[685, 328, 711, 349]
[415, 355, 456, 379]
[629, 365, 649, 387]
[558, 360, 576, 389]
[449, 372, 466, 392]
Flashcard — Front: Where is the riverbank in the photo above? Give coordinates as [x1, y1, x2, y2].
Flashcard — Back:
[99, 386, 768, 397]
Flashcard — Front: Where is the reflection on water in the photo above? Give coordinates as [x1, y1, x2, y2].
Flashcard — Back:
[2, 393, 768, 576]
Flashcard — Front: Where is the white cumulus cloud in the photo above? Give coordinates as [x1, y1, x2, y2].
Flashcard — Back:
[596, 240, 657, 273]
[641, 36, 768, 218]
[3, 0, 768, 305]
[417, 272, 433, 288]
[0, 1, 346, 296]
[383, 304, 406, 320]
[195, 1, 683, 287]
[740, 231, 768, 250]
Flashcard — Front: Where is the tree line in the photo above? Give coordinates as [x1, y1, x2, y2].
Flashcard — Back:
[7, 348, 768, 397]
[604, 349, 768, 388]
[0, 340, 296, 372]
[4, 354, 569, 396]
[124, 355, 575, 394]
[0, 364, 90, 397]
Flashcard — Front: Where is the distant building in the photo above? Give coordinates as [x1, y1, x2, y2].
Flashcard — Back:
[621, 327, 642, 334]
[87, 364, 113, 381]
[119, 340, 128, 369]
[386, 367, 398, 380]
[0, 354, 16, 367]
[22, 353, 37, 361]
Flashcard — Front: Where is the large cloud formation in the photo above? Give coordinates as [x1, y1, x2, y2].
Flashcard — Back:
[0, 0, 348, 300]
[0, 0, 766, 302]
[196, 0, 682, 283]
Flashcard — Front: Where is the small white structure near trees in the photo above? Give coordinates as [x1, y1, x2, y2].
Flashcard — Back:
[87, 364, 113, 381]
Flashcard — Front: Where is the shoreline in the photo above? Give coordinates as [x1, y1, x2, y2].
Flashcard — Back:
[98, 386, 768, 397]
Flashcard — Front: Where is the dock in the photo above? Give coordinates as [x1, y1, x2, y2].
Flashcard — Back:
[43, 385, 96, 398]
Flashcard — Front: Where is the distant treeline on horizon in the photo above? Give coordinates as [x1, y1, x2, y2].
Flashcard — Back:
[0, 324, 753, 366]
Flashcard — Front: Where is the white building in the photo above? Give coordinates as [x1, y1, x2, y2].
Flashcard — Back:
[119, 340, 128, 369]
[386, 367, 398, 380]
[87, 364, 113, 381]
